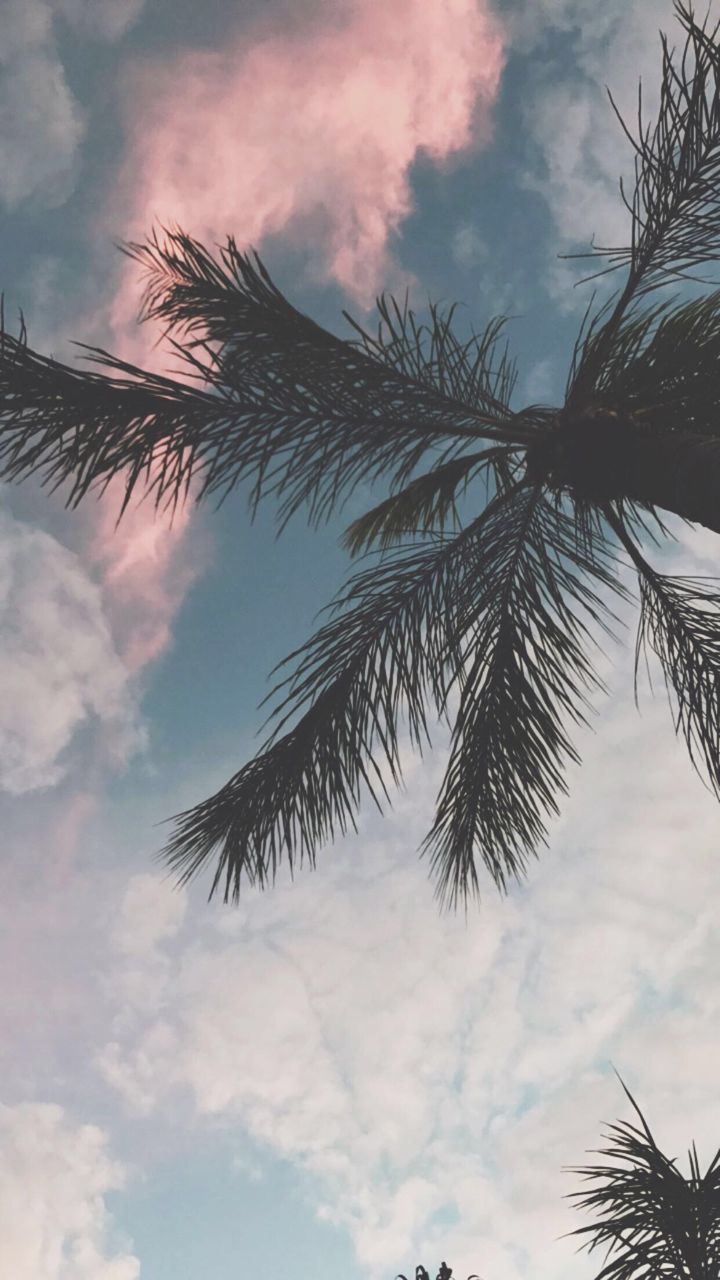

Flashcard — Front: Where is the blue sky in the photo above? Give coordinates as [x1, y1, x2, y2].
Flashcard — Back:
[2, 2, 720, 1278]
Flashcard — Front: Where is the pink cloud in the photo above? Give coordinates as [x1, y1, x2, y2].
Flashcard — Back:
[87, 489, 202, 672]
[113, 0, 506, 306]
[86, 0, 506, 690]
[51, 789, 98, 881]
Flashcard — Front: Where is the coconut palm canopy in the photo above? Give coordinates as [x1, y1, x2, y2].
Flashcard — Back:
[2, 2, 720, 909]
[397, 1088, 720, 1280]
[564, 1076, 720, 1280]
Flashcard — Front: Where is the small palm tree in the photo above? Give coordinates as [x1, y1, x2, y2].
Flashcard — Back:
[395, 1084, 720, 1280]
[2, 3, 720, 908]
[564, 1076, 720, 1279]
[398, 1264, 480, 1280]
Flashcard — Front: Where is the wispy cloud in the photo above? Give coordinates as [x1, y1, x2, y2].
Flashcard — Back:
[53, 0, 147, 40]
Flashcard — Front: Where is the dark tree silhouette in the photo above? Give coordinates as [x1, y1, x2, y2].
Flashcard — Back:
[2, 3, 720, 907]
[395, 1081, 720, 1280]
[397, 1264, 480, 1280]
[565, 1076, 720, 1280]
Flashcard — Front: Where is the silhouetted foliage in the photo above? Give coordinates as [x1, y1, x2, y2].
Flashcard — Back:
[397, 1263, 479, 1280]
[3, 4, 720, 907]
[395, 1081, 720, 1280]
[565, 1075, 720, 1280]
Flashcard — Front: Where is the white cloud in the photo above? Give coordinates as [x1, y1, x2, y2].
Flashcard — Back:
[513, 0, 698, 300]
[0, 508, 143, 794]
[0, 1102, 139, 1279]
[96, 550, 720, 1280]
[113, 872, 187, 958]
[106, 873, 188, 1026]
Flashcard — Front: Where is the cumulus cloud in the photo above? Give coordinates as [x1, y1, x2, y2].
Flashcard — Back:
[0, 1102, 139, 1279]
[96, 553, 720, 1280]
[0, 508, 143, 794]
[111, 0, 505, 310]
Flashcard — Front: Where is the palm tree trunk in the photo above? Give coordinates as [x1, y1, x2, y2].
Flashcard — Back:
[542, 409, 720, 537]
[617, 426, 720, 537]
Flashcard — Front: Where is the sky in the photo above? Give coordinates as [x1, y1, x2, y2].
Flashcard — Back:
[1, 1, 720, 1278]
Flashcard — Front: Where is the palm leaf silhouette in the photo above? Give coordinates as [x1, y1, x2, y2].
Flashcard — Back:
[564, 1074, 720, 1279]
[2, 3, 720, 907]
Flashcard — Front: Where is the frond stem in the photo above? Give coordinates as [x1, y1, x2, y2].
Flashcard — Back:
[603, 504, 656, 580]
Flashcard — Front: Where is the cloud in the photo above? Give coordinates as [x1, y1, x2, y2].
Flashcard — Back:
[451, 222, 489, 269]
[96, 566, 720, 1280]
[84, 490, 205, 673]
[5, 0, 504, 816]
[111, 0, 506, 309]
[113, 871, 187, 958]
[0, 0, 84, 211]
[0, 0, 148, 213]
[53, 0, 147, 40]
[512, 0, 689, 300]
[0, 1102, 139, 1279]
[0, 507, 143, 794]
[72, 0, 507, 704]
[522, 357, 555, 403]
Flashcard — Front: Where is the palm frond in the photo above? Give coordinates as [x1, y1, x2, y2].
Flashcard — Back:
[573, 291, 720, 437]
[576, 3, 720, 291]
[162, 481, 621, 904]
[564, 1077, 720, 1279]
[341, 446, 518, 555]
[127, 227, 520, 420]
[160, 486, 523, 902]
[568, 3, 720, 402]
[343, 290, 518, 418]
[637, 569, 720, 796]
[421, 488, 622, 910]
[397, 1264, 479, 1280]
[1, 230, 532, 527]
[606, 504, 720, 796]
[0, 326, 232, 518]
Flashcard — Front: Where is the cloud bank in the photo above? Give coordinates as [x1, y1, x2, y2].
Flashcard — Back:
[95, 556, 720, 1279]
[0, 1102, 138, 1280]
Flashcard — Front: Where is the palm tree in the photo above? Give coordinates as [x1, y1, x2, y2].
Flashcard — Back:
[397, 1265, 479, 1280]
[394, 1083, 720, 1280]
[564, 1076, 720, 1279]
[2, 3, 720, 908]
